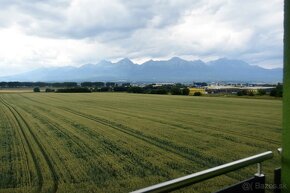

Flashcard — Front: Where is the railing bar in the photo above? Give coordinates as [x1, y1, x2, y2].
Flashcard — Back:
[256, 163, 263, 177]
[131, 151, 273, 193]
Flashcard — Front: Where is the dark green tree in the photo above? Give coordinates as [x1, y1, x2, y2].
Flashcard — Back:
[237, 90, 248, 96]
[170, 87, 182, 95]
[257, 89, 266, 96]
[248, 91, 255, 96]
[33, 87, 40, 92]
[45, 88, 55, 92]
[128, 86, 144, 93]
[270, 84, 283, 97]
[182, 88, 190, 95]
[193, 92, 202, 96]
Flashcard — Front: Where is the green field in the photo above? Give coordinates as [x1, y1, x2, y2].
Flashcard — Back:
[0, 93, 282, 193]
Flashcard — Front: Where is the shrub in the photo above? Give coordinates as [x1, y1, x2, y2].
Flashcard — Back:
[128, 86, 144, 93]
[182, 88, 190, 95]
[45, 88, 55, 92]
[33, 87, 40, 92]
[114, 86, 128, 92]
[150, 89, 168, 95]
[170, 87, 182, 95]
[237, 90, 248, 96]
[257, 89, 266, 96]
[56, 87, 91, 93]
[270, 84, 283, 97]
[100, 87, 110, 92]
[248, 91, 255, 96]
[193, 92, 202, 96]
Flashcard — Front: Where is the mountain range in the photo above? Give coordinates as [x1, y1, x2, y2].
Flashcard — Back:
[0, 57, 282, 82]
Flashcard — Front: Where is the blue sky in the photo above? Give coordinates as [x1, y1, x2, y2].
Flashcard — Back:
[0, 0, 283, 76]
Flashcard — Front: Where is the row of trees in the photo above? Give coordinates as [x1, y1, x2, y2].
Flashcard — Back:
[34, 84, 191, 95]
[34, 87, 91, 93]
[56, 87, 92, 93]
[269, 84, 283, 97]
[79, 83, 190, 95]
[1, 82, 78, 88]
[126, 85, 190, 95]
[236, 84, 283, 97]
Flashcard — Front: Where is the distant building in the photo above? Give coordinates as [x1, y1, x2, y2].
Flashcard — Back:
[152, 83, 174, 87]
[189, 88, 207, 95]
[122, 83, 131, 87]
[205, 86, 275, 94]
[193, 82, 208, 87]
[206, 86, 240, 94]
[240, 87, 274, 94]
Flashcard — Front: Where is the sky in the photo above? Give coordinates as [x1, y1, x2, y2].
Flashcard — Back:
[0, 0, 284, 76]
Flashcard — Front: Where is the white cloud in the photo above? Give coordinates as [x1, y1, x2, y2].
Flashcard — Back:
[0, 0, 284, 76]
[0, 27, 124, 75]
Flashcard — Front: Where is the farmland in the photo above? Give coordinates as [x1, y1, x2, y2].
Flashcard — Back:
[0, 93, 282, 193]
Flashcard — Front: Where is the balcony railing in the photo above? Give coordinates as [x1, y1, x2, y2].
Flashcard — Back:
[131, 151, 274, 193]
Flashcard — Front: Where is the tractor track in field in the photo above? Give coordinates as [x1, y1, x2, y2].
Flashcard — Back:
[19, 96, 212, 164]
[18, 94, 267, 180]
[25, 94, 280, 146]
[58, 106, 227, 165]
[18, 95, 279, 163]
[0, 97, 43, 192]
[38, 113, 172, 178]
[0, 96, 58, 193]
[26, 108, 101, 183]
[95, 106, 281, 146]
[41, 93, 281, 130]
[17, 97, 179, 177]
[0, 103, 33, 187]
[20, 94, 280, 146]
[56, 106, 260, 180]
[19, 101, 173, 179]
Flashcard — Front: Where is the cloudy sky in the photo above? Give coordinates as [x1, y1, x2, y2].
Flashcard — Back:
[0, 0, 283, 76]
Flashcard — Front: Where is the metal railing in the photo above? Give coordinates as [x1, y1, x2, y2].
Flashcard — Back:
[131, 151, 273, 193]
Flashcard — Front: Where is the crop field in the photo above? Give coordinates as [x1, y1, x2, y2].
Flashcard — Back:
[0, 93, 282, 193]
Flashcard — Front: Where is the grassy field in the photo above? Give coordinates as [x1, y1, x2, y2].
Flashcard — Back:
[0, 88, 33, 93]
[0, 93, 282, 193]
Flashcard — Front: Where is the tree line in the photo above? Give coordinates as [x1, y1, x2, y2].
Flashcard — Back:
[63, 85, 189, 95]
[236, 84, 283, 97]
[0, 82, 78, 88]
[32, 83, 190, 95]
[126, 85, 190, 95]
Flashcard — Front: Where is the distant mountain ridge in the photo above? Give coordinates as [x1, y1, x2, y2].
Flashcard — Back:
[0, 57, 282, 82]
